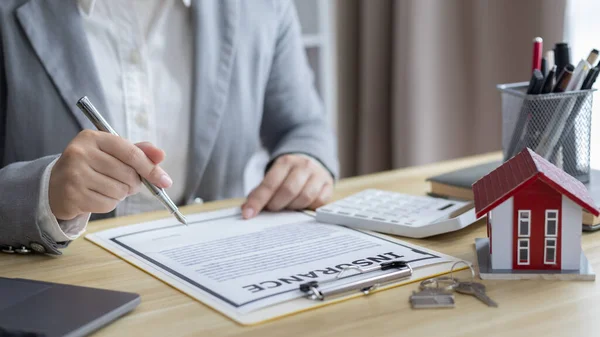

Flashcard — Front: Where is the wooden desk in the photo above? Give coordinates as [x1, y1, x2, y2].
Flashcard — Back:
[3, 152, 599, 337]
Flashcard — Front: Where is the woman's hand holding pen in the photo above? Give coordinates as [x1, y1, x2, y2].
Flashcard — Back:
[241, 154, 334, 219]
[49, 130, 172, 221]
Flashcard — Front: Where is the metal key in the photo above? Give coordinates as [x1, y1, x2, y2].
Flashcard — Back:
[455, 282, 498, 307]
[410, 288, 455, 309]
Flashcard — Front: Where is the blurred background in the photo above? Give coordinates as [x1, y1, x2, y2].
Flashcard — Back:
[292, 0, 600, 178]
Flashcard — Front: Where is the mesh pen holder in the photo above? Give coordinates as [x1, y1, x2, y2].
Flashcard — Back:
[498, 82, 595, 183]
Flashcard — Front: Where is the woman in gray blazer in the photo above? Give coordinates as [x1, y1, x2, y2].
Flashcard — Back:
[0, 0, 338, 255]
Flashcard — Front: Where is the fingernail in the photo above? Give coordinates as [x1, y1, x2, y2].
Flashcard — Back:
[242, 207, 255, 219]
[159, 174, 173, 188]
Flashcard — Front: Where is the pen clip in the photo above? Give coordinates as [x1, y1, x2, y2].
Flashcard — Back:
[380, 260, 408, 270]
[299, 281, 324, 300]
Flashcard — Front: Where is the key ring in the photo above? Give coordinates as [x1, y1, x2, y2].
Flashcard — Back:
[418, 261, 475, 292]
[419, 276, 458, 292]
[449, 261, 475, 282]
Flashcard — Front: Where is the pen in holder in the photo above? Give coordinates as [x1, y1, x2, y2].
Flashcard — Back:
[498, 82, 595, 183]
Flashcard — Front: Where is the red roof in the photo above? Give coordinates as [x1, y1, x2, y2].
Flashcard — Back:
[472, 148, 599, 218]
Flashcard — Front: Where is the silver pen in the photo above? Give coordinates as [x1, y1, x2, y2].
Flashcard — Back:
[76, 96, 188, 225]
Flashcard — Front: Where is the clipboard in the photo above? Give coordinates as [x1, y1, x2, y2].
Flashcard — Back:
[86, 208, 467, 325]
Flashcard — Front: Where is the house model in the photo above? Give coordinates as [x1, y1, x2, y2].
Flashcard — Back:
[472, 148, 599, 280]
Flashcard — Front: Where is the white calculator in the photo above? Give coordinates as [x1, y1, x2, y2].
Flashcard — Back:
[316, 189, 478, 238]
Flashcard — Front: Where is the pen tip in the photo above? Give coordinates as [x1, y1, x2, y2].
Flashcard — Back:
[175, 211, 188, 226]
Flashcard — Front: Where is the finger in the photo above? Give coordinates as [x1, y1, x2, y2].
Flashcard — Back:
[83, 165, 132, 201]
[136, 141, 165, 164]
[308, 183, 333, 210]
[241, 159, 295, 219]
[95, 134, 172, 188]
[287, 175, 326, 210]
[79, 187, 120, 214]
[87, 149, 142, 195]
[266, 167, 311, 211]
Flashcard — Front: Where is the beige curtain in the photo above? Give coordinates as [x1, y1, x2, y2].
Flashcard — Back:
[336, 0, 567, 177]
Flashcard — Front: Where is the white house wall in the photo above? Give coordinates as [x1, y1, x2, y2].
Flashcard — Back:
[490, 197, 513, 269]
[561, 196, 582, 270]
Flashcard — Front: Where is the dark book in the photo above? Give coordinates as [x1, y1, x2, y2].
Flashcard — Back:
[427, 161, 600, 229]
[427, 161, 502, 201]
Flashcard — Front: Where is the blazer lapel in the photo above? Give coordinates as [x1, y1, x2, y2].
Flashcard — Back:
[184, 0, 239, 200]
[16, 0, 109, 130]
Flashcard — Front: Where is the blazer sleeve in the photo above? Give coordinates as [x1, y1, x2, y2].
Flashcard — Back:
[260, 0, 339, 178]
[0, 27, 67, 255]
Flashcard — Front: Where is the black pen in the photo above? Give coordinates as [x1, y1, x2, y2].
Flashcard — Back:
[541, 57, 548, 77]
[554, 42, 571, 78]
[532, 65, 558, 151]
[505, 69, 545, 158]
[541, 65, 557, 94]
[549, 66, 599, 168]
[581, 66, 599, 90]
[527, 69, 545, 94]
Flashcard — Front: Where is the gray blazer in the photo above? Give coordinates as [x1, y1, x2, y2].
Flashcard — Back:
[0, 0, 338, 255]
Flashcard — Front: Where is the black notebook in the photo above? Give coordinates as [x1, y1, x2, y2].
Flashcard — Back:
[427, 161, 600, 230]
[427, 161, 502, 201]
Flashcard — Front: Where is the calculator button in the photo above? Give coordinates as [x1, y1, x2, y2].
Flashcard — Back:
[339, 205, 360, 211]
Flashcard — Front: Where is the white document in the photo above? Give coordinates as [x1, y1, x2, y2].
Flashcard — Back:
[87, 208, 463, 325]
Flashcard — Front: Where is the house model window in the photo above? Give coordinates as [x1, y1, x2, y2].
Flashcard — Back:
[545, 238, 557, 264]
[545, 210, 558, 236]
[517, 210, 531, 265]
[518, 210, 531, 237]
[518, 239, 530, 265]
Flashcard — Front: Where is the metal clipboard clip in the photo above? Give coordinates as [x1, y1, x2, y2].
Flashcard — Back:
[299, 260, 413, 301]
